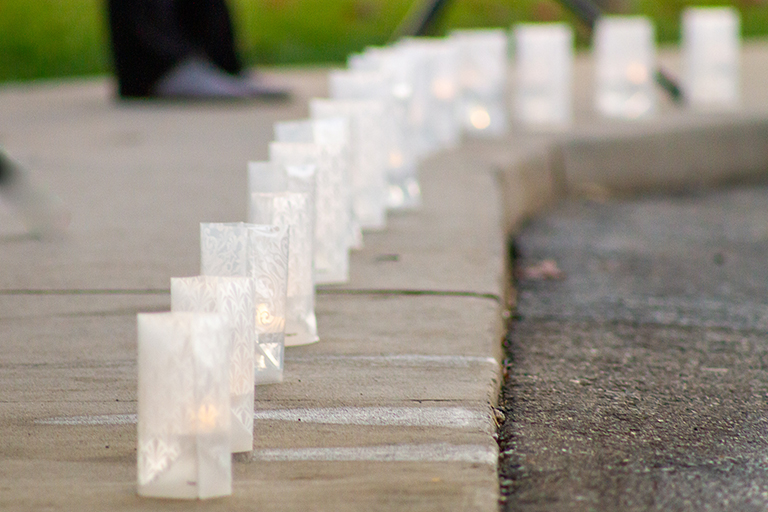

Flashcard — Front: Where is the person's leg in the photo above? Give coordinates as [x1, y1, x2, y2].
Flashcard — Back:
[176, 0, 243, 76]
[160, 0, 290, 100]
[107, 0, 289, 99]
[107, 0, 195, 97]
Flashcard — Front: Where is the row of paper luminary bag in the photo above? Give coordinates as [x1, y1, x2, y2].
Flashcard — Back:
[134, 7, 742, 500]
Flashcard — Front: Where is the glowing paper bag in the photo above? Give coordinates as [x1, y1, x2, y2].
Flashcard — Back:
[350, 45, 431, 163]
[450, 29, 509, 137]
[513, 23, 574, 129]
[683, 7, 740, 109]
[272, 120, 352, 284]
[329, 69, 420, 210]
[310, 98, 388, 231]
[170, 276, 255, 453]
[200, 222, 289, 384]
[594, 16, 657, 119]
[396, 38, 461, 152]
[249, 191, 317, 346]
[137, 312, 232, 499]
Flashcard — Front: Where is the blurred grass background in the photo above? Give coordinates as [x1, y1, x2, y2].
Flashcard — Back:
[0, 0, 767, 83]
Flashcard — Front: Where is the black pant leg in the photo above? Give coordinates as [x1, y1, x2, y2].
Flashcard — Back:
[107, 0, 197, 97]
[107, 0, 244, 97]
[176, 0, 243, 75]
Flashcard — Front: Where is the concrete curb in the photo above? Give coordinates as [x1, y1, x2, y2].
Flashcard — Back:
[497, 112, 768, 242]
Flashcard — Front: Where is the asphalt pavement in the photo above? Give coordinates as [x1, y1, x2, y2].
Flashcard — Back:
[500, 185, 768, 511]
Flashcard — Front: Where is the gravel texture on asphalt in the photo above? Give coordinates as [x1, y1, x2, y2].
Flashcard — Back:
[498, 185, 768, 512]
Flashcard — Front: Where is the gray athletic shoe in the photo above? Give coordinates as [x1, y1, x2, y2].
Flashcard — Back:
[153, 56, 290, 101]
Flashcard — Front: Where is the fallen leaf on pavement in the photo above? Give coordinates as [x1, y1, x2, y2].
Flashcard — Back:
[517, 259, 565, 281]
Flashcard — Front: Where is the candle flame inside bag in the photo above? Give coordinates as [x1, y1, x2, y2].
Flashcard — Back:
[197, 404, 220, 432]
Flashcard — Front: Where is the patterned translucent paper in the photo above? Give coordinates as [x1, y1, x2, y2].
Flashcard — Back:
[328, 69, 421, 210]
[683, 7, 741, 109]
[450, 29, 509, 137]
[170, 276, 255, 453]
[513, 23, 574, 129]
[200, 222, 289, 384]
[310, 98, 388, 230]
[273, 119, 352, 284]
[249, 191, 317, 346]
[594, 16, 656, 119]
[137, 312, 232, 499]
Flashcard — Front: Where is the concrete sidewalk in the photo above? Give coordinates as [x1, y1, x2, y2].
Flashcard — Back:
[0, 69, 505, 511]
[2, 40, 768, 511]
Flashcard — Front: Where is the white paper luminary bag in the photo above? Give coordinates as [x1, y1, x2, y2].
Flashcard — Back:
[250, 191, 317, 346]
[396, 38, 461, 152]
[200, 222, 289, 384]
[137, 312, 232, 499]
[594, 16, 657, 119]
[450, 29, 509, 137]
[309, 117, 361, 252]
[329, 69, 421, 210]
[248, 160, 317, 208]
[269, 143, 346, 280]
[249, 162, 319, 345]
[310, 98, 388, 231]
[268, 143, 319, 212]
[683, 7, 740, 109]
[513, 23, 574, 129]
[246, 225, 290, 383]
[170, 276, 255, 453]
[273, 120, 352, 284]
[350, 45, 432, 164]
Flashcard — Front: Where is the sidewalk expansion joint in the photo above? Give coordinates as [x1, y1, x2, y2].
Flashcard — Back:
[0, 288, 169, 295]
[317, 288, 501, 303]
[0, 287, 502, 303]
[249, 444, 498, 464]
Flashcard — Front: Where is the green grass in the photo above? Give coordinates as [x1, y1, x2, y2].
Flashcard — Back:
[0, 0, 109, 81]
[1, 0, 768, 83]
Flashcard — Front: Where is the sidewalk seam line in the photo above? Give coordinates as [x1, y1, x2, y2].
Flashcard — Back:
[0, 288, 502, 303]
